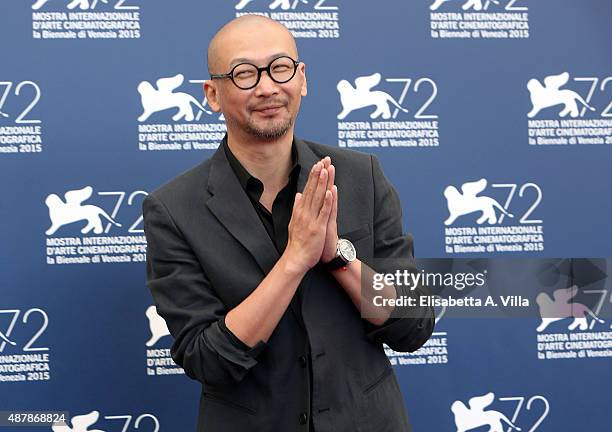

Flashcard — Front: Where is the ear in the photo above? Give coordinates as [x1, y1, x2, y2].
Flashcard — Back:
[299, 62, 307, 97]
[203, 80, 222, 112]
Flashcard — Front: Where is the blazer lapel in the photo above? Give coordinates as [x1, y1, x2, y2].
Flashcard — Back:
[206, 142, 279, 275]
[294, 137, 320, 195]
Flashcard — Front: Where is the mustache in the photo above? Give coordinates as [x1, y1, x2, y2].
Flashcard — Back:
[248, 99, 288, 111]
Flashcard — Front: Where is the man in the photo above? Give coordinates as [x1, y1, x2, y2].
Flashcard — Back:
[142, 15, 434, 432]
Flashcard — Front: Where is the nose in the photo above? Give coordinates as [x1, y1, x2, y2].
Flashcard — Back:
[254, 70, 279, 96]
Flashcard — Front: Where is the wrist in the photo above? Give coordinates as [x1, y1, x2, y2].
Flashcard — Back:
[321, 235, 339, 264]
[323, 238, 356, 272]
[328, 261, 351, 273]
[279, 247, 311, 277]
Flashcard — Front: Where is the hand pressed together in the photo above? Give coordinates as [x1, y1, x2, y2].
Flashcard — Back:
[285, 156, 339, 273]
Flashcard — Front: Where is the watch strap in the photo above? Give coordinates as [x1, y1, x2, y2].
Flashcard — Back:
[324, 255, 348, 271]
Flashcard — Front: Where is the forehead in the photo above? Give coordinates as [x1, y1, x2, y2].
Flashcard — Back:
[213, 23, 298, 70]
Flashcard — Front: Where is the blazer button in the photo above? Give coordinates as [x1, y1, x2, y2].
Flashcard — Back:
[299, 355, 307, 368]
[299, 412, 308, 425]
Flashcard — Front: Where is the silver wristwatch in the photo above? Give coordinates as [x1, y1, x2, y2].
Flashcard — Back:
[324, 238, 356, 271]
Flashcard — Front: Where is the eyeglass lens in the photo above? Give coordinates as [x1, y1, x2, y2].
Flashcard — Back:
[232, 57, 296, 89]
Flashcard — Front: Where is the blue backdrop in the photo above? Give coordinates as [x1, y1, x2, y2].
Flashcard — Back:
[1, 1, 611, 431]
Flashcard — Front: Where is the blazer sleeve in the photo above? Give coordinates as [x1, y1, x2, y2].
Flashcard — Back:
[360, 154, 436, 353]
[142, 194, 266, 389]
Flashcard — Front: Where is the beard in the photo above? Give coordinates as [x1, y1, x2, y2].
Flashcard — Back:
[241, 97, 294, 141]
[244, 114, 293, 141]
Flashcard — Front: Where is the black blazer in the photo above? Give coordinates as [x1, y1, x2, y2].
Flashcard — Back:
[143, 137, 435, 432]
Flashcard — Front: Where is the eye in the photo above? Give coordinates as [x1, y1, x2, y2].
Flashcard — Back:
[232, 65, 257, 80]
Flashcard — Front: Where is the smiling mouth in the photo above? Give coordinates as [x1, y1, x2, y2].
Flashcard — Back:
[254, 105, 284, 115]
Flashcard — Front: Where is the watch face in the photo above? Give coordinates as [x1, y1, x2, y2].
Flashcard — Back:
[338, 239, 356, 261]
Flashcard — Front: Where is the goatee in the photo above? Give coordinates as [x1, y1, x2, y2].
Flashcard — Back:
[245, 117, 293, 141]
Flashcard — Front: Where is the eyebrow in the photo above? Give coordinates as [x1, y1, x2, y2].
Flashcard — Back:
[228, 52, 292, 68]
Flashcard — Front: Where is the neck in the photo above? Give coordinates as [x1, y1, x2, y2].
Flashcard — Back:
[226, 129, 294, 191]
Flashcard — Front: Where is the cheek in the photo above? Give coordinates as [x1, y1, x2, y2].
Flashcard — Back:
[285, 81, 303, 102]
[288, 87, 304, 111]
[220, 93, 250, 117]
[290, 95, 302, 111]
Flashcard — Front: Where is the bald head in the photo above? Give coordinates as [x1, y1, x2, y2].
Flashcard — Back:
[203, 15, 307, 142]
[207, 15, 298, 74]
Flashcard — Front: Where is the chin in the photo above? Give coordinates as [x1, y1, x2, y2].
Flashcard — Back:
[246, 117, 293, 140]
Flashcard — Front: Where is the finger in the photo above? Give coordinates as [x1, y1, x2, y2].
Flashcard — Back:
[322, 156, 331, 169]
[326, 163, 335, 192]
[290, 193, 302, 225]
[293, 192, 302, 212]
[310, 165, 328, 212]
[319, 158, 331, 194]
[288, 193, 298, 230]
[317, 189, 333, 222]
[303, 161, 321, 209]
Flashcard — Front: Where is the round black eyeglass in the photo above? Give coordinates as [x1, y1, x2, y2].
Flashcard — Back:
[210, 56, 300, 90]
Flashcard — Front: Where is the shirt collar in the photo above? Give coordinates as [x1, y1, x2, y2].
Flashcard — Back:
[222, 135, 301, 194]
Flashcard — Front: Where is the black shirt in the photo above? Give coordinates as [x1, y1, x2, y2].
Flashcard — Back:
[221, 137, 316, 431]
[223, 138, 301, 255]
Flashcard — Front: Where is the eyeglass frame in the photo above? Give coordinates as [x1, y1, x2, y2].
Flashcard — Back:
[209, 55, 301, 90]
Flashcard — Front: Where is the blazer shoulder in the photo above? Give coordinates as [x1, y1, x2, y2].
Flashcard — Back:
[301, 139, 374, 171]
[146, 157, 213, 210]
